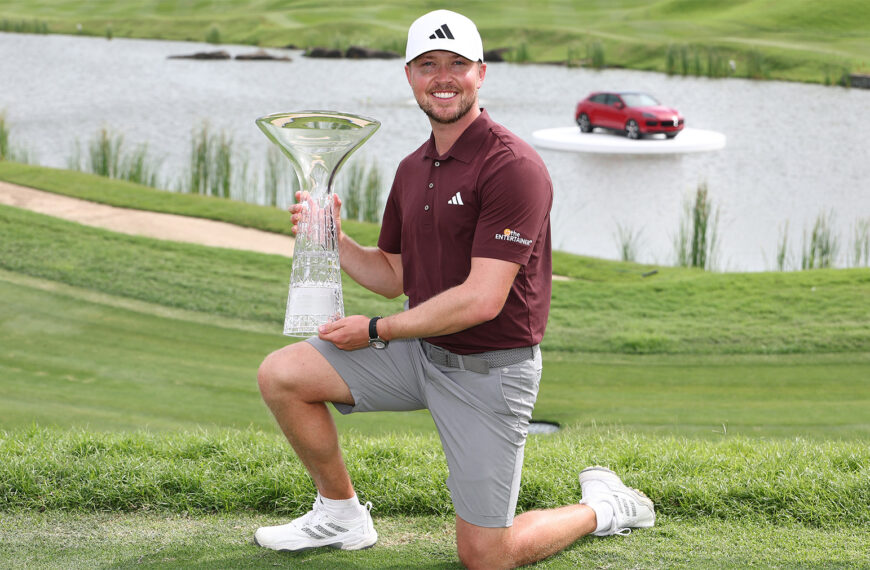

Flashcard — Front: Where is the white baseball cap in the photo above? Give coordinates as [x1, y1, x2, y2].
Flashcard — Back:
[405, 10, 484, 64]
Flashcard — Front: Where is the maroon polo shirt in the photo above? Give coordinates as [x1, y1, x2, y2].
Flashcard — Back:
[378, 110, 553, 354]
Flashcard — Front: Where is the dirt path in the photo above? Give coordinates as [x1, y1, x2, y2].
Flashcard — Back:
[0, 181, 295, 257]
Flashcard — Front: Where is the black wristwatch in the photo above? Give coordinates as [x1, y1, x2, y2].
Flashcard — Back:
[368, 316, 389, 349]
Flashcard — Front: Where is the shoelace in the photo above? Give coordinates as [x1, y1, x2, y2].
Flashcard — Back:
[614, 528, 632, 536]
[292, 497, 325, 529]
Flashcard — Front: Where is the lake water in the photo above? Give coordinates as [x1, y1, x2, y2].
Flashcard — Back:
[2, 32, 869, 271]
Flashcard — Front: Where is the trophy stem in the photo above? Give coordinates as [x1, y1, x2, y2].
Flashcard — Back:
[256, 111, 380, 336]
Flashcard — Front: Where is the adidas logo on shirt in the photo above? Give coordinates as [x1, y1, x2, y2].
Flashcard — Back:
[448, 192, 464, 205]
[429, 24, 455, 40]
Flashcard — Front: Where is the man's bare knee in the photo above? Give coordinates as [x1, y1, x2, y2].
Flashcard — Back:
[456, 520, 512, 569]
[257, 342, 352, 407]
[257, 343, 309, 402]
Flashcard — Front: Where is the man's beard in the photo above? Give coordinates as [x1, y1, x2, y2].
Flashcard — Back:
[416, 91, 477, 125]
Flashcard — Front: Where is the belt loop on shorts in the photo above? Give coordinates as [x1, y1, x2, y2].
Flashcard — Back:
[421, 341, 536, 374]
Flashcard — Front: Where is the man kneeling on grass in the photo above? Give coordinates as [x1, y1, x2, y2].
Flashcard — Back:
[254, 9, 654, 568]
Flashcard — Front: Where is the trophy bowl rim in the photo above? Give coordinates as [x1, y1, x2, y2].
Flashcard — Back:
[255, 110, 380, 129]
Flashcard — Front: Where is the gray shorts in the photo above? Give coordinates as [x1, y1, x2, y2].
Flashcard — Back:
[306, 337, 542, 528]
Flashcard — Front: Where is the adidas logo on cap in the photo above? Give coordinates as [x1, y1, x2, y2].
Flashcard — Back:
[406, 9, 484, 64]
[429, 24, 454, 40]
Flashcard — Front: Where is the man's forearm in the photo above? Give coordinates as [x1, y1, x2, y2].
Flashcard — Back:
[378, 257, 519, 341]
[379, 284, 488, 341]
[338, 233, 403, 298]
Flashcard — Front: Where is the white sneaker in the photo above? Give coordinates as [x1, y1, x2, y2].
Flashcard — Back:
[254, 496, 378, 552]
[579, 466, 655, 536]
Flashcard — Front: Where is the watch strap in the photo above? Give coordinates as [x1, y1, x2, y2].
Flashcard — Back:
[369, 316, 382, 341]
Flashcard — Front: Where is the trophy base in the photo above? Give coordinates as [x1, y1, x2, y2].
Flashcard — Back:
[283, 285, 343, 337]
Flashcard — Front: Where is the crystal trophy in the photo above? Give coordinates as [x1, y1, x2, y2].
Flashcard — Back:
[256, 111, 380, 336]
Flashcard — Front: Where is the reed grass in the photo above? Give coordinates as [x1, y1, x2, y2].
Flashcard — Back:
[341, 162, 364, 221]
[186, 122, 232, 198]
[511, 42, 532, 64]
[848, 218, 870, 267]
[338, 159, 383, 223]
[586, 41, 605, 70]
[67, 128, 162, 187]
[0, 112, 33, 163]
[363, 161, 383, 222]
[802, 210, 840, 269]
[262, 146, 284, 207]
[87, 128, 123, 178]
[0, 112, 8, 161]
[614, 222, 641, 262]
[666, 44, 733, 78]
[773, 214, 869, 271]
[206, 25, 221, 44]
[824, 63, 853, 87]
[746, 50, 769, 79]
[183, 124, 286, 205]
[675, 182, 719, 270]
[0, 18, 49, 34]
[775, 222, 791, 271]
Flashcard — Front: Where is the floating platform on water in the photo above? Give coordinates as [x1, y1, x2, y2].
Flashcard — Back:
[531, 127, 727, 155]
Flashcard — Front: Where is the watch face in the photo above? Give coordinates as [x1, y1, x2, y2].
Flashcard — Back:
[370, 339, 388, 350]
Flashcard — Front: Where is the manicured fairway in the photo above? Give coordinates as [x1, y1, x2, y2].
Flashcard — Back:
[2, 271, 868, 438]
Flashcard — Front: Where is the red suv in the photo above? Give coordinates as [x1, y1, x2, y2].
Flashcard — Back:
[575, 91, 684, 139]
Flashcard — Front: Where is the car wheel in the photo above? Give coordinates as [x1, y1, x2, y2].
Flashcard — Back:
[625, 119, 640, 140]
[578, 113, 592, 133]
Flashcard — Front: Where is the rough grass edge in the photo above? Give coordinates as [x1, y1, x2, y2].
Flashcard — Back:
[1, 426, 867, 528]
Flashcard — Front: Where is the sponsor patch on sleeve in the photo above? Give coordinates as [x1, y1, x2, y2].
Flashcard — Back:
[494, 228, 533, 246]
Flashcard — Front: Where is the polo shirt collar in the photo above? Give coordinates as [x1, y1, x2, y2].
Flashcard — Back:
[423, 109, 492, 163]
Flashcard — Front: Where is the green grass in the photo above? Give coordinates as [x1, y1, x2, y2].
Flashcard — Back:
[3, 269, 868, 439]
[1, 428, 868, 567]
[2, 427, 868, 525]
[0, 270, 433, 435]
[0, 164, 869, 566]
[0, 1, 868, 84]
[4, 511, 866, 569]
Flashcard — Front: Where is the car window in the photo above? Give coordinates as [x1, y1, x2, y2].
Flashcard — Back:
[621, 93, 660, 107]
[590, 94, 606, 104]
[605, 94, 621, 105]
